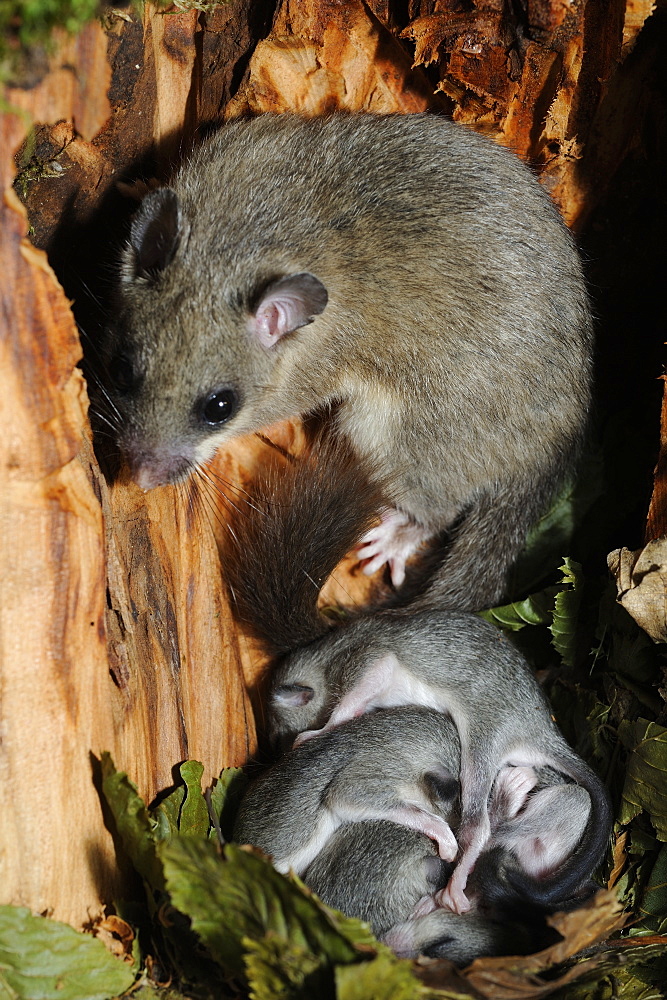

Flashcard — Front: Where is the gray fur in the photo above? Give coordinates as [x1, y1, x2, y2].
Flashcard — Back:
[108, 112, 593, 610]
[302, 820, 450, 937]
[268, 608, 611, 912]
[387, 773, 593, 963]
[232, 706, 461, 875]
[299, 766, 583, 960]
[384, 908, 536, 965]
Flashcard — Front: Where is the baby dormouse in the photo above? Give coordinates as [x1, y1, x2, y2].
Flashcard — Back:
[233, 706, 461, 875]
[303, 765, 591, 925]
[302, 819, 537, 965]
[386, 772, 593, 960]
[269, 610, 610, 914]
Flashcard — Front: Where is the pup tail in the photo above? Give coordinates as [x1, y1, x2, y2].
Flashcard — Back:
[223, 431, 387, 655]
[383, 908, 540, 963]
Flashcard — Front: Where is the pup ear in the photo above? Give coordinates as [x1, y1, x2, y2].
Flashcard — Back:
[248, 272, 328, 349]
[272, 683, 315, 708]
[122, 188, 182, 283]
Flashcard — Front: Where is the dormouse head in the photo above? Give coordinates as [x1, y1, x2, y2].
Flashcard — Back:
[104, 187, 328, 489]
[267, 652, 332, 752]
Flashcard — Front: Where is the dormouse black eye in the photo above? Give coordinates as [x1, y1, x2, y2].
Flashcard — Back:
[200, 388, 237, 426]
[108, 352, 139, 394]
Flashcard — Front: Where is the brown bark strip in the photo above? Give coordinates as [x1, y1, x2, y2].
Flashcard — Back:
[0, 159, 119, 925]
[645, 376, 667, 542]
[4, 21, 111, 143]
[0, 9, 258, 924]
[226, 0, 442, 118]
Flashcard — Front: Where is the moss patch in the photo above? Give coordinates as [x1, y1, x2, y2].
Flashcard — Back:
[1, 0, 103, 84]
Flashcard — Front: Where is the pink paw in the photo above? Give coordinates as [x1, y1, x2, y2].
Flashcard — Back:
[494, 765, 539, 821]
[356, 509, 433, 587]
[435, 882, 472, 915]
[292, 728, 323, 747]
[434, 826, 459, 863]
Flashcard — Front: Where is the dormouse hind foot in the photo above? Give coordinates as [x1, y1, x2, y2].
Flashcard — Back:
[435, 881, 472, 915]
[356, 508, 434, 587]
[293, 728, 323, 747]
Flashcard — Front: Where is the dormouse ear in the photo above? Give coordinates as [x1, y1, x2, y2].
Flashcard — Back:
[122, 188, 182, 283]
[272, 683, 314, 708]
[248, 272, 328, 349]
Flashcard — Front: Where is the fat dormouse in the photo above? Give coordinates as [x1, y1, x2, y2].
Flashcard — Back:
[303, 766, 591, 942]
[106, 112, 593, 610]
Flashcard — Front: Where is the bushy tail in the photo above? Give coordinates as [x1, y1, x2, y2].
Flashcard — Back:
[222, 431, 387, 655]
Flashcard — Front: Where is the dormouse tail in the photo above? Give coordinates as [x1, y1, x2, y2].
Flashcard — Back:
[223, 430, 388, 655]
[503, 754, 612, 910]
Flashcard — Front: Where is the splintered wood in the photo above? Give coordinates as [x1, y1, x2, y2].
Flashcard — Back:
[0, 15, 256, 926]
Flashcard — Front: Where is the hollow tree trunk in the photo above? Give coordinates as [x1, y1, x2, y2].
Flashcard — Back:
[0, 0, 661, 927]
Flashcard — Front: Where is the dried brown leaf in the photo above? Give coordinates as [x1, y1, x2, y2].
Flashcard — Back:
[608, 540, 667, 643]
[542, 890, 627, 962]
[415, 891, 627, 1000]
[93, 914, 135, 963]
[608, 829, 630, 890]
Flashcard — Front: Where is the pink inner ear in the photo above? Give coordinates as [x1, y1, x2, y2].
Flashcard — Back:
[274, 686, 313, 708]
[247, 272, 327, 348]
[251, 299, 286, 349]
[248, 291, 305, 349]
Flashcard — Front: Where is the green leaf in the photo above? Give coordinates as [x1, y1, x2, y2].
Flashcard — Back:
[553, 972, 662, 1000]
[153, 784, 186, 842]
[0, 906, 136, 1000]
[130, 989, 199, 1000]
[550, 558, 583, 666]
[161, 838, 373, 979]
[630, 823, 661, 857]
[619, 720, 667, 840]
[637, 843, 667, 933]
[335, 952, 427, 1000]
[614, 820, 663, 914]
[0, 974, 19, 1000]
[480, 559, 583, 661]
[100, 752, 164, 890]
[478, 588, 554, 631]
[178, 760, 209, 837]
[243, 936, 328, 1000]
[208, 767, 248, 841]
[512, 449, 603, 595]
[596, 587, 662, 712]
[596, 967, 666, 1000]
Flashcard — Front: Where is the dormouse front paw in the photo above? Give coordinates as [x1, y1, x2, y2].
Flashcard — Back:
[356, 508, 434, 587]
